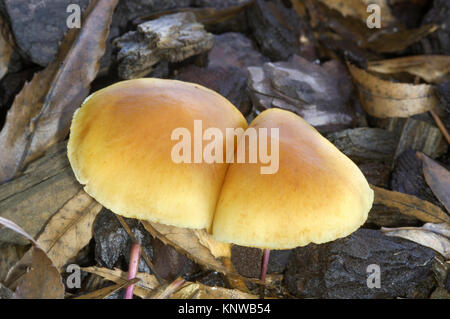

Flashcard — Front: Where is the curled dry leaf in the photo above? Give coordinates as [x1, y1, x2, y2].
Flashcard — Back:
[368, 55, 450, 84]
[82, 266, 159, 299]
[317, 0, 395, 28]
[13, 247, 65, 299]
[371, 185, 450, 224]
[195, 229, 231, 259]
[382, 223, 450, 260]
[348, 63, 439, 118]
[0, 0, 118, 184]
[418, 153, 450, 213]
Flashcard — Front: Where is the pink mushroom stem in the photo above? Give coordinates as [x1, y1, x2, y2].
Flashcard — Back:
[124, 242, 141, 299]
[259, 248, 271, 298]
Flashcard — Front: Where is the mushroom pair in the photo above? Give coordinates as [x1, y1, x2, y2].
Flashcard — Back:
[68, 79, 373, 297]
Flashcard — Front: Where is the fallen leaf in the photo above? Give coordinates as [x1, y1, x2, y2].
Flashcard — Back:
[368, 55, 450, 84]
[0, 245, 28, 283]
[0, 0, 118, 183]
[348, 62, 439, 118]
[142, 221, 232, 274]
[82, 266, 256, 299]
[418, 153, 450, 213]
[35, 190, 102, 270]
[371, 185, 450, 223]
[170, 281, 258, 299]
[73, 278, 139, 299]
[422, 222, 450, 237]
[142, 222, 262, 287]
[0, 141, 81, 245]
[317, 0, 395, 28]
[82, 266, 159, 299]
[13, 246, 65, 299]
[364, 24, 438, 53]
[2, 188, 101, 287]
[382, 223, 450, 259]
[194, 229, 231, 259]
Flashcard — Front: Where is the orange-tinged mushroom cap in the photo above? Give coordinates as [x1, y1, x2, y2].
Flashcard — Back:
[68, 79, 247, 229]
[211, 108, 373, 249]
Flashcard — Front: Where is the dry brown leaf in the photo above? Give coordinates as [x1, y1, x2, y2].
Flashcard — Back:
[142, 222, 260, 292]
[142, 221, 233, 274]
[382, 223, 450, 259]
[35, 190, 102, 270]
[13, 246, 64, 299]
[364, 24, 438, 53]
[368, 55, 450, 84]
[0, 16, 13, 81]
[418, 153, 450, 214]
[0, 245, 28, 283]
[371, 185, 450, 223]
[194, 229, 231, 259]
[348, 63, 439, 118]
[317, 0, 395, 27]
[82, 266, 159, 299]
[74, 278, 139, 299]
[3, 189, 101, 288]
[170, 281, 258, 299]
[0, 142, 81, 245]
[0, 0, 118, 183]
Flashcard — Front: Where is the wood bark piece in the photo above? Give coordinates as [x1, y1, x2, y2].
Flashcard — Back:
[0, 142, 81, 245]
[115, 12, 215, 79]
[327, 128, 398, 162]
[247, 0, 301, 61]
[391, 150, 444, 210]
[420, 154, 450, 213]
[248, 55, 356, 134]
[284, 229, 436, 298]
[394, 116, 448, 159]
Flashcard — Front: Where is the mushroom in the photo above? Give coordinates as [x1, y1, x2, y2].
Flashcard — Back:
[211, 108, 374, 295]
[67, 78, 247, 297]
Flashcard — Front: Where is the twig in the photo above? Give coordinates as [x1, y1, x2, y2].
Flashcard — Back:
[429, 109, 450, 145]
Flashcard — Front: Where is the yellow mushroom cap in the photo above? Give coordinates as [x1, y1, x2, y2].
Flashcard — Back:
[211, 108, 373, 249]
[68, 79, 247, 229]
